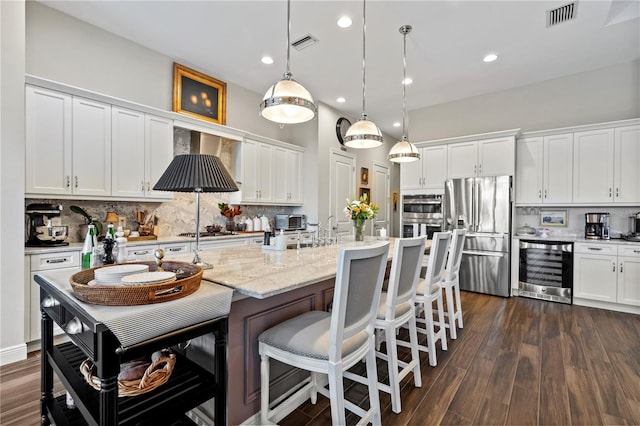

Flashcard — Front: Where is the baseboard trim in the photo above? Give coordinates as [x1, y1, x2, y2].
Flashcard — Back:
[0, 343, 27, 366]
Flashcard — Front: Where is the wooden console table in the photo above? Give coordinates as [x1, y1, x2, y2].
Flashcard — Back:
[35, 274, 229, 425]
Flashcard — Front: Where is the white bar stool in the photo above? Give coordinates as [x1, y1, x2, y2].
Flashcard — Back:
[372, 236, 425, 414]
[258, 242, 390, 426]
[414, 232, 451, 367]
[440, 229, 466, 339]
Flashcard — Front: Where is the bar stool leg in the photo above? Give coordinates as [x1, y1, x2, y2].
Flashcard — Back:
[260, 354, 270, 425]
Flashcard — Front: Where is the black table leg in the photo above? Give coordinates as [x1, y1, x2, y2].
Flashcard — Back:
[214, 317, 228, 426]
[40, 307, 53, 426]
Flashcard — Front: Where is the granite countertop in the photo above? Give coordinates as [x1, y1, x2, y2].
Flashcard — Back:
[179, 237, 431, 299]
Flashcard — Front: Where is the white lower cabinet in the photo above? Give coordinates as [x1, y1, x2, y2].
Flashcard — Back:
[28, 251, 81, 341]
[197, 238, 249, 252]
[574, 243, 640, 308]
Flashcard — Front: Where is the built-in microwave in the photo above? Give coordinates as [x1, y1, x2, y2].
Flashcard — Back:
[275, 214, 307, 231]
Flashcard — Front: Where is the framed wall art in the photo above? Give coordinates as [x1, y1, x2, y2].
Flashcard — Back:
[539, 210, 568, 227]
[173, 63, 227, 125]
[359, 187, 371, 202]
[360, 167, 369, 185]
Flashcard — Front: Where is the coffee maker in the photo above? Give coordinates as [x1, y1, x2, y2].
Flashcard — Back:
[26, 203, 69, 247]
[585, 212, 610, 240]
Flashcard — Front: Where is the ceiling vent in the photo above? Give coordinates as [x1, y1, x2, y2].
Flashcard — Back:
[291, 34, 319, 51]
[547, 2, 578, 27]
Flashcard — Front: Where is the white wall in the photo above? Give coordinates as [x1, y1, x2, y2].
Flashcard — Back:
[410, 60, 640, 141]
[1, 0, 27, 365]
[25, 2, 298, 145]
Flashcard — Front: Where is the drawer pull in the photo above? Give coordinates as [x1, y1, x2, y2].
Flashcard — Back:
[65, 317, 85, 335]
[133, 250, 150, 255]
[588, 247, 603, 251]
[168, 247, 182, 252]
[46, 258, 68, 264]
[634, 250, 640, 254]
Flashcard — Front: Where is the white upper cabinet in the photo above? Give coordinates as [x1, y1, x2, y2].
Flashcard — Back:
[26, 87, 112, 198]
[26, 83, 173, 201]
[233, 138, 303, 205]
[111, 108, 173, 200]
[516, 133, 574, 204]
[71, 97, 112, 197]
[544, 133, 574, 203]
[573, 129, 615, 203]
[448, 137, 514, 179]
[573, 125, 639, 204]
[614, 125, 640, 204]
[400, 145, 447, 192]
[25, 86, 73, 195]
[447, 141, 478, 178]
[111, 107, 146, 198]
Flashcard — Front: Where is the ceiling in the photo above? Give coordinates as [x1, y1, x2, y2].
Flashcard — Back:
[40, 0, 639, 139]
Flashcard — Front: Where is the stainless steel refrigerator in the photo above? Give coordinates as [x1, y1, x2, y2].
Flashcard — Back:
[443, 176, 512, 297]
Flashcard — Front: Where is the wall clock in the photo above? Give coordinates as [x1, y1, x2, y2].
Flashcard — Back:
[336, 117, 351, 145]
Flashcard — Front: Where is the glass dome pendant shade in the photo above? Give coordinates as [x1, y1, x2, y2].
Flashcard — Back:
[389, 25, 420, 163]
[259, 0, 317, 124]
[344, 0, 383, 149]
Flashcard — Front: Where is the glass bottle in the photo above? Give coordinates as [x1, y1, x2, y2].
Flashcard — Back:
[81, 224, 97, 269]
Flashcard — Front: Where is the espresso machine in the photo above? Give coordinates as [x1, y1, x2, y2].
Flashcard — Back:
[26, 203, 69, 247]
[585, 212, 610, 240]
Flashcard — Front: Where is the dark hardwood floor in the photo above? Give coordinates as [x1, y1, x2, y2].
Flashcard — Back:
[1, 292, 639, 425]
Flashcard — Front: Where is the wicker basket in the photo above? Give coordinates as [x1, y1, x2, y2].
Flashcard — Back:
[70, 261, 202, 306]
[79, 352, 176, 397]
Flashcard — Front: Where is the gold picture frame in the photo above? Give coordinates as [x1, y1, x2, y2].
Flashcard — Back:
[359, 187, 371, 202]
[361, 167, 369, 185]
[173, 63, 227, 125]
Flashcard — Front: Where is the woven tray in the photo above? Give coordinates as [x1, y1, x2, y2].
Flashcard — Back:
[80, 352, 176, 397]
[70, 261, 202, 306]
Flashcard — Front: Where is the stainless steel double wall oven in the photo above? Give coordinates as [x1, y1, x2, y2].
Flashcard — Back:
[401, 194, 443, 238]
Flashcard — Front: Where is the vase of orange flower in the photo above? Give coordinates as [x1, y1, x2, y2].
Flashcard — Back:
[344, 194, 378, 241]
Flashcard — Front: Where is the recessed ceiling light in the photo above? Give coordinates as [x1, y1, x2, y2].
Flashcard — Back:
[336, 97, 346, 103]
[402, 77, 413, 85]
[483, 53, 498, 63]
[261, 56, 274, 65]
[393, 122, 401, 127]
[337, 16, 352, 28]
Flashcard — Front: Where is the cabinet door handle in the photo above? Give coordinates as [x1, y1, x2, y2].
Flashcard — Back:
[615, 187, 619, 198]
[619, 262, 623, 273]
[588, 247, 603, 251]
[474, 165, 477, 175]
[538, 189, 542, 199]
[478, 164, 482, 174]
[141, 181, 145, 191]
[74, 176, 78, 188]
[147, 182, 151, 192]
[609, 188, 612, 198]
[66, 176, 70, 188]
[544, 189, 548, 198]
[612, 262, 616, 272]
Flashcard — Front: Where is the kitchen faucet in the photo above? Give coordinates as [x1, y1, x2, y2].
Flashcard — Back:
[326, 215, 338, 245]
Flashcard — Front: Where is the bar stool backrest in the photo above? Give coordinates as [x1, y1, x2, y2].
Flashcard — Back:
[330, 242, 390, 363]
[384, 236, 426, 320]
[425, 232, 452, 289]
[444, 229, 467, 282]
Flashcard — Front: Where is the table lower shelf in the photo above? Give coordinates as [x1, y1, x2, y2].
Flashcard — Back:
[46, 342, 218, 425]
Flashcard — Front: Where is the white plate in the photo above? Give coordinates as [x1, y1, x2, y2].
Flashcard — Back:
[95, 264, 149, 284]
[120, 271, 176, 286]
[88, 279, 122, 286]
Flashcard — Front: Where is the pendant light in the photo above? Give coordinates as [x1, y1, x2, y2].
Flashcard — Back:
[344, 0, 383, 149]
[260, 0, 317, 124]
[388, 25, 420, 163]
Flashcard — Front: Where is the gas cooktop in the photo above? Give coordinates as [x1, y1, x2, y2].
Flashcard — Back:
[178, 231, 237, 238]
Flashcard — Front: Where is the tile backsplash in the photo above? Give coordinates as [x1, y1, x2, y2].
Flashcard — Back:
[515, 206, 639, 238]
[26, 196, 294, 243]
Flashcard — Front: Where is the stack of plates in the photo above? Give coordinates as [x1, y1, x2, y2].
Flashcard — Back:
[94, 264, 149, 285]
[120, 271, 177, 286]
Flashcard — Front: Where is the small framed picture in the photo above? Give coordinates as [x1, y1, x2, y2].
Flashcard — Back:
[173, 63, 227, 125]
[360, 167, 369, 186]
[359, 187, 370, 202]
[540, 210, 568, 227]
